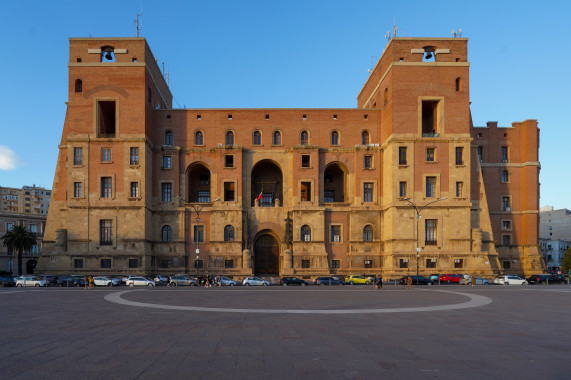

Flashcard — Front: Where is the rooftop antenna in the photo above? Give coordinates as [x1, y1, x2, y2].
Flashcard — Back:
[389, 18, 408, 39]
[134, 4, 142, 37]
[368, 56, 377, 74]
[451, 28, 462, 38]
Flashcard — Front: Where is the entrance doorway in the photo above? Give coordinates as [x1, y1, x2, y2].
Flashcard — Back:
[254, 234, 279, 275]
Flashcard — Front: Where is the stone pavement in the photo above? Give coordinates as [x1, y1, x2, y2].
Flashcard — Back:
[1, 285, 570, 379]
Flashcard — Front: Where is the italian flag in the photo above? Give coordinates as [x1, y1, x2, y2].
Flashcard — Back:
[255, 191, 263, 202]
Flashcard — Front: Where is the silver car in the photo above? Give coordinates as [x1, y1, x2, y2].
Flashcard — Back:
[242, 277, 270, 286]
[126, 277, 155, 287]
[16, 276, 47, 287]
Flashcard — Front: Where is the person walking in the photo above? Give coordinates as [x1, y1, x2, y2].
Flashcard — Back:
[376, 275, 383, 291]
[84, 275, 88, 290]
[89, 275, 94, 288]
[407, 275, 412, 289]
[471, 274, 476, 287]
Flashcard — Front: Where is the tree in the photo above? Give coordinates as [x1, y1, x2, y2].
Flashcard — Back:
[1, 225, 37, 276]
[562, 246, 571, 275]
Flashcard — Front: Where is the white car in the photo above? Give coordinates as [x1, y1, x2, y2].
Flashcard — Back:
[154, 275, 169, 285]
[16, 276, 47, 287]
[93, 276, 116, 286]
[494, 275, 527, 285]
[242, 277, 270, 286]
[126, 277, 155, 287]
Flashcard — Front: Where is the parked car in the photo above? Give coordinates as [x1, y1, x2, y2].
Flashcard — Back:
[428, 274, 440, 282]
[218, 276, 238, 286]
[16, 276, 47, 287]
[494, 275, 527, 285]
[280, 277, 308, 286]
[459, 275, 490, 285]
[547, 266, 562, 275]
[55, 276, 76, 287]
[315, 277, 344, 286]
[153, 275, 169, 285]
[243, 277, 270, 286]
[345, 275, 370, 285]
[168, 275, 198, 287]
[527, 274, 566, 285]
[126, 277, 155, 287]
[439, 274, 463, 284]
[0, 275, 15, 287]
[92, 276, 115, 286]
[399, 275, 433, 285]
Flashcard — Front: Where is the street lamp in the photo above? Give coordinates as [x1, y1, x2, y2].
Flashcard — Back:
[402, 197, 447, 284]
[177, 196, 219, 273]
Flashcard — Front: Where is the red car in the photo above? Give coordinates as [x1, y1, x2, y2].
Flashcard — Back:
[439, 274, 463, 284]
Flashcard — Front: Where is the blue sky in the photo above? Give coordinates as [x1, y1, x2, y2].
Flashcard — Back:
[1, 0, 569, 209]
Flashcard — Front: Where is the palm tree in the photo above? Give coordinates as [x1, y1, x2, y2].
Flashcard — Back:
[1, 225, 37, 276]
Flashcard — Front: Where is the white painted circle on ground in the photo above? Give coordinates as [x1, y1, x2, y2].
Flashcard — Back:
[104, 289, 492, 314]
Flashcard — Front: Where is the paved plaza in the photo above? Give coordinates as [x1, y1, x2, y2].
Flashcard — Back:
[1, 284, 570, 379]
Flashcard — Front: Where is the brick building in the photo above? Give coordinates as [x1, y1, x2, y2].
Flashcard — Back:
[36, 37, 542, 278]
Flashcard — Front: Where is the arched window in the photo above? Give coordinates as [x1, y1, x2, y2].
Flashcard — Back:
[164, 131, 173, 146]
[194, 131, 203, 145]
[224, 225, 234, 242]
[501, 170, 509, 183]
[301, 225, 311, 242]
[252, 130, 261, 145]
[456, 77, 462, 91]
[162, 225, 172, 242]
[363, 225, 373, 242]
[300, 130, 309, 145]
[361, 130, 369, 145]
[225, 131, 234, 146]
[273, 130, 281, 145]
[331, 131, 339, 146]
[75, 79, 82, 93]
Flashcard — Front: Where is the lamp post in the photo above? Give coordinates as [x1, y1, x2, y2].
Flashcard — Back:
[402, 197, 447, 284]
[177, 196, 219, 274]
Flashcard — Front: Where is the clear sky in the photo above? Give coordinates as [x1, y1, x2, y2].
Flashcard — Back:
[0, 0, 569, 209]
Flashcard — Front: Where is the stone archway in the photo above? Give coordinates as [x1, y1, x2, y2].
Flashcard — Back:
[26, 259, 37, 275]
[254, 234, 279, 275]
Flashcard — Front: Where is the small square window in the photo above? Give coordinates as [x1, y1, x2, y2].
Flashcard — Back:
[364, 114, 368, 119]
[301, 155, 310, 168]
[399, 259, 408, 268]
[228, 114, 232, 120]
[454, 259, 463, 268]
[426, 259, 436, 269]
[364, 260, 372, 268]
[101, 259, 111, 269]
[101, 148, 111, 162]
[74, 259, 84, 269]
[502, 220, 512, 230]
[265, 114, 269, 119]
[331, 260, 340, 269]
[197, 114, 201, 120]
[225, 259, 234, 268]
[194, 259, 204, 269]
[364, 155, 372, 169]
[225, 155, 234, 168]
[302, 259, 310, 268]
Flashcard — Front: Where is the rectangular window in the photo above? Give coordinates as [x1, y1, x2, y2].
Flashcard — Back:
[399, 259, 409, 268]
[100, 219, 112, 245]
[324, 190, 334, 203]
[456, 182, 463, 198]
[162, 156, 172, 169]
[331, 260, 340, 269]
[455, 147, 464, 165]
[399, 147, 407, 165]
[161, 183, 172, 202]
[363, 183, 373, 202]
[74, 259, 84, 269]
[130, 147, 139, 165]
[330, 225, 341, 243]
[160, 259, 171, 269]
[193, 225, 204, 243]
[224, 182, 235, 202]
[194, 259, 204, 269]
[29, 224, 37, 233]
[100, 259, 111, 268]
[225, 259, 234, 269]
[31, 245, 38, 255]
[73, 147, 83, 165]
[225, 155, 234, 168]
[302, 259, 310, 268]
[454, 259, 463, 268]
[97, 100, 116, 138]
[425, 219, 437, 245]
[128, 258, 139, 268]
[501, 171, 509, 183]
[426, 148, 435, 162]
[101, 148, 111, 162]
[399, 181, 407, 198]
[502, 260, 511, 269]
[101, 177, 112, 198]
[364, 260, 372, 268]
[301, 182, 311, 202]
[130, 182, 139, 198]
[301, 155, 310, 168]
[426, 259, 437, 268]
[422, 100, 439, 135]
[198, 191, 210, 203]
[502, 220, 512, 230]
[426, 176, 436, 198]
[501, 146, 509, 162]
[364, 155, 372, 169]
[502, 234, 511, 246]
[477, 146, 483, 162]
[502, 196, 511, 211]
[74, 182, 82, 198]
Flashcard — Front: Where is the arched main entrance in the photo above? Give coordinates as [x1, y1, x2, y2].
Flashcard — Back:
[254, 234, 279, 275]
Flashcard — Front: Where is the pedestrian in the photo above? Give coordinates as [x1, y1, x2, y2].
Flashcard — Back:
[471, 274, 476, 287]
[407, 275, 412, 289]
[84, 275, 88, 290]
[89, 275, 94, 288]
[376, 275, 383, 291]
[464, 274, 470, 286]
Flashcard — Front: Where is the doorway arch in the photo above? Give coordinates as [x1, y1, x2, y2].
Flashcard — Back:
[254, 233, 279, 275]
